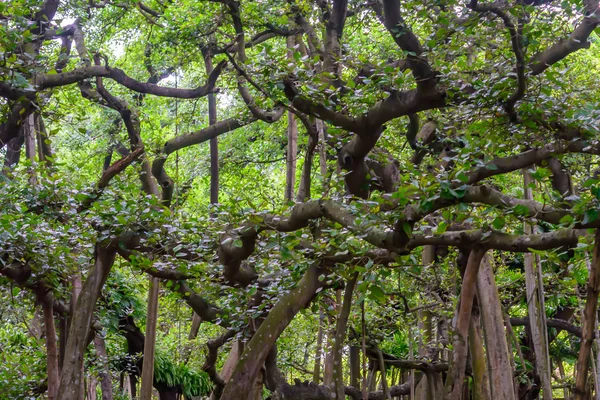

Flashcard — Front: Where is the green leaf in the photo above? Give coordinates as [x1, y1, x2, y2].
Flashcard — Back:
[583, 209, 598, 225]
[492, 217, 505, 230]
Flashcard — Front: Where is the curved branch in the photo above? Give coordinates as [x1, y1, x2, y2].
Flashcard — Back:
[35, 61, 227, 98]
[530, 4, 600, 75]
[468, 1, 525, 119]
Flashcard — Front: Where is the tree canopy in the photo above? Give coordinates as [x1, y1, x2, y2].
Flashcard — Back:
[1, 0, 600, 399]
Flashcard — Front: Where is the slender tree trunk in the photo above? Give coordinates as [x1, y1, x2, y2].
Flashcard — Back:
[220, 263, 327, 399]
[220, 341, 241, 383]
[284, 34, 297, 202]
[469, 302, 490, 400]
[86, 375, 98, 400]
[323, 328, 334, 387]
[596, 328, 600, 400]
[94, 334, 113, 400]
[333, 273, 358, 399]
[445, 248, 486, 400]
[324, 292, 340, 388]
[140, 276, 160, 400]
[350, 345, 361, 389]
[362, 300, 369, 400]
[557, 358, 569, 400]
[410, 326, 415, 400]
[317, 119, 327, 179]
[187, 46, 220, 344]
[377, 348, 392, 400]
[523, 169, 553, 399]
[57, 247, 116, 399]
[188, 313, 201, 341]
[313, 308, 324, 383]
[43, 300, 60, 400]
[574, 230, 600, 399]
[476, 254, 515, 400]
[417, 246, 435, 400]
[285, 110, 298, 202]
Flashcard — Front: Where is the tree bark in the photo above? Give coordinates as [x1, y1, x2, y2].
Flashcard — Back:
[445, 248, 485, 400]
[285, 110, 298, 202]
[523, 169, 553, 400]
[333, 273, 358, 399]
[575, 229, 600, 399]
[42, 299, 60, 400]
[140, 276, 160, 400]
[476, 254, 515, 400]
[377, 348, 391, 400]
[350, 345, 361, 389]
[284, 34, 297, 202]
[417, 246, 435, 400]
[314, 308, 324, 384]
[57, 247, 116, 399]
[469, 302, 490, 400]
[220, 263, 327, 399]
[94, 333, 113, 400]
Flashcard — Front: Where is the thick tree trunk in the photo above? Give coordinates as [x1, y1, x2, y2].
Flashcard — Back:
[57, 247, 116, 399]
[575, 230, 600, 399]
[140, 276, 160, 400]
[42, 299, 60, 400]
[333, 273, 358, 399]
[476, 254, 515, 400]
[445, 248, 485, 400]
[94, 333, 113, 400]
[220, 263, 327, 399]
[523, 169, 553, 399]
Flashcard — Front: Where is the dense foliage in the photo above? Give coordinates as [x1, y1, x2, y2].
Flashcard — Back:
[1, 0, 600, 399]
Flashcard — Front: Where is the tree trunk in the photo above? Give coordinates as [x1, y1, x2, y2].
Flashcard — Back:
[350, 345, 361, 389]
[220, 340, 241, 383]
[94, 333, 113, 400]
[333, 273, 358, 399]
[523, 169, 553, 399]
[86, 375, 98, 400]
[71, 272, 85, 400]
[574, 230, 600, 399]
[2, 126, 24, 171]
[417, 246, 435, 400]
[140, 276, 160, 400]
[57, 247, 116, 399]
[476, 254, 514, 400]
[284, 33, 297, 202]
[469, 302, 490, 400]
[377, 348, 392, 400]
[285, 110, 298, 202]
[220, 263, 327, 399]
[43, 299, 60, 400]
[188, 45, 219, 345]
[445, 248, 485, 400]
[314, 308, 324, 384]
